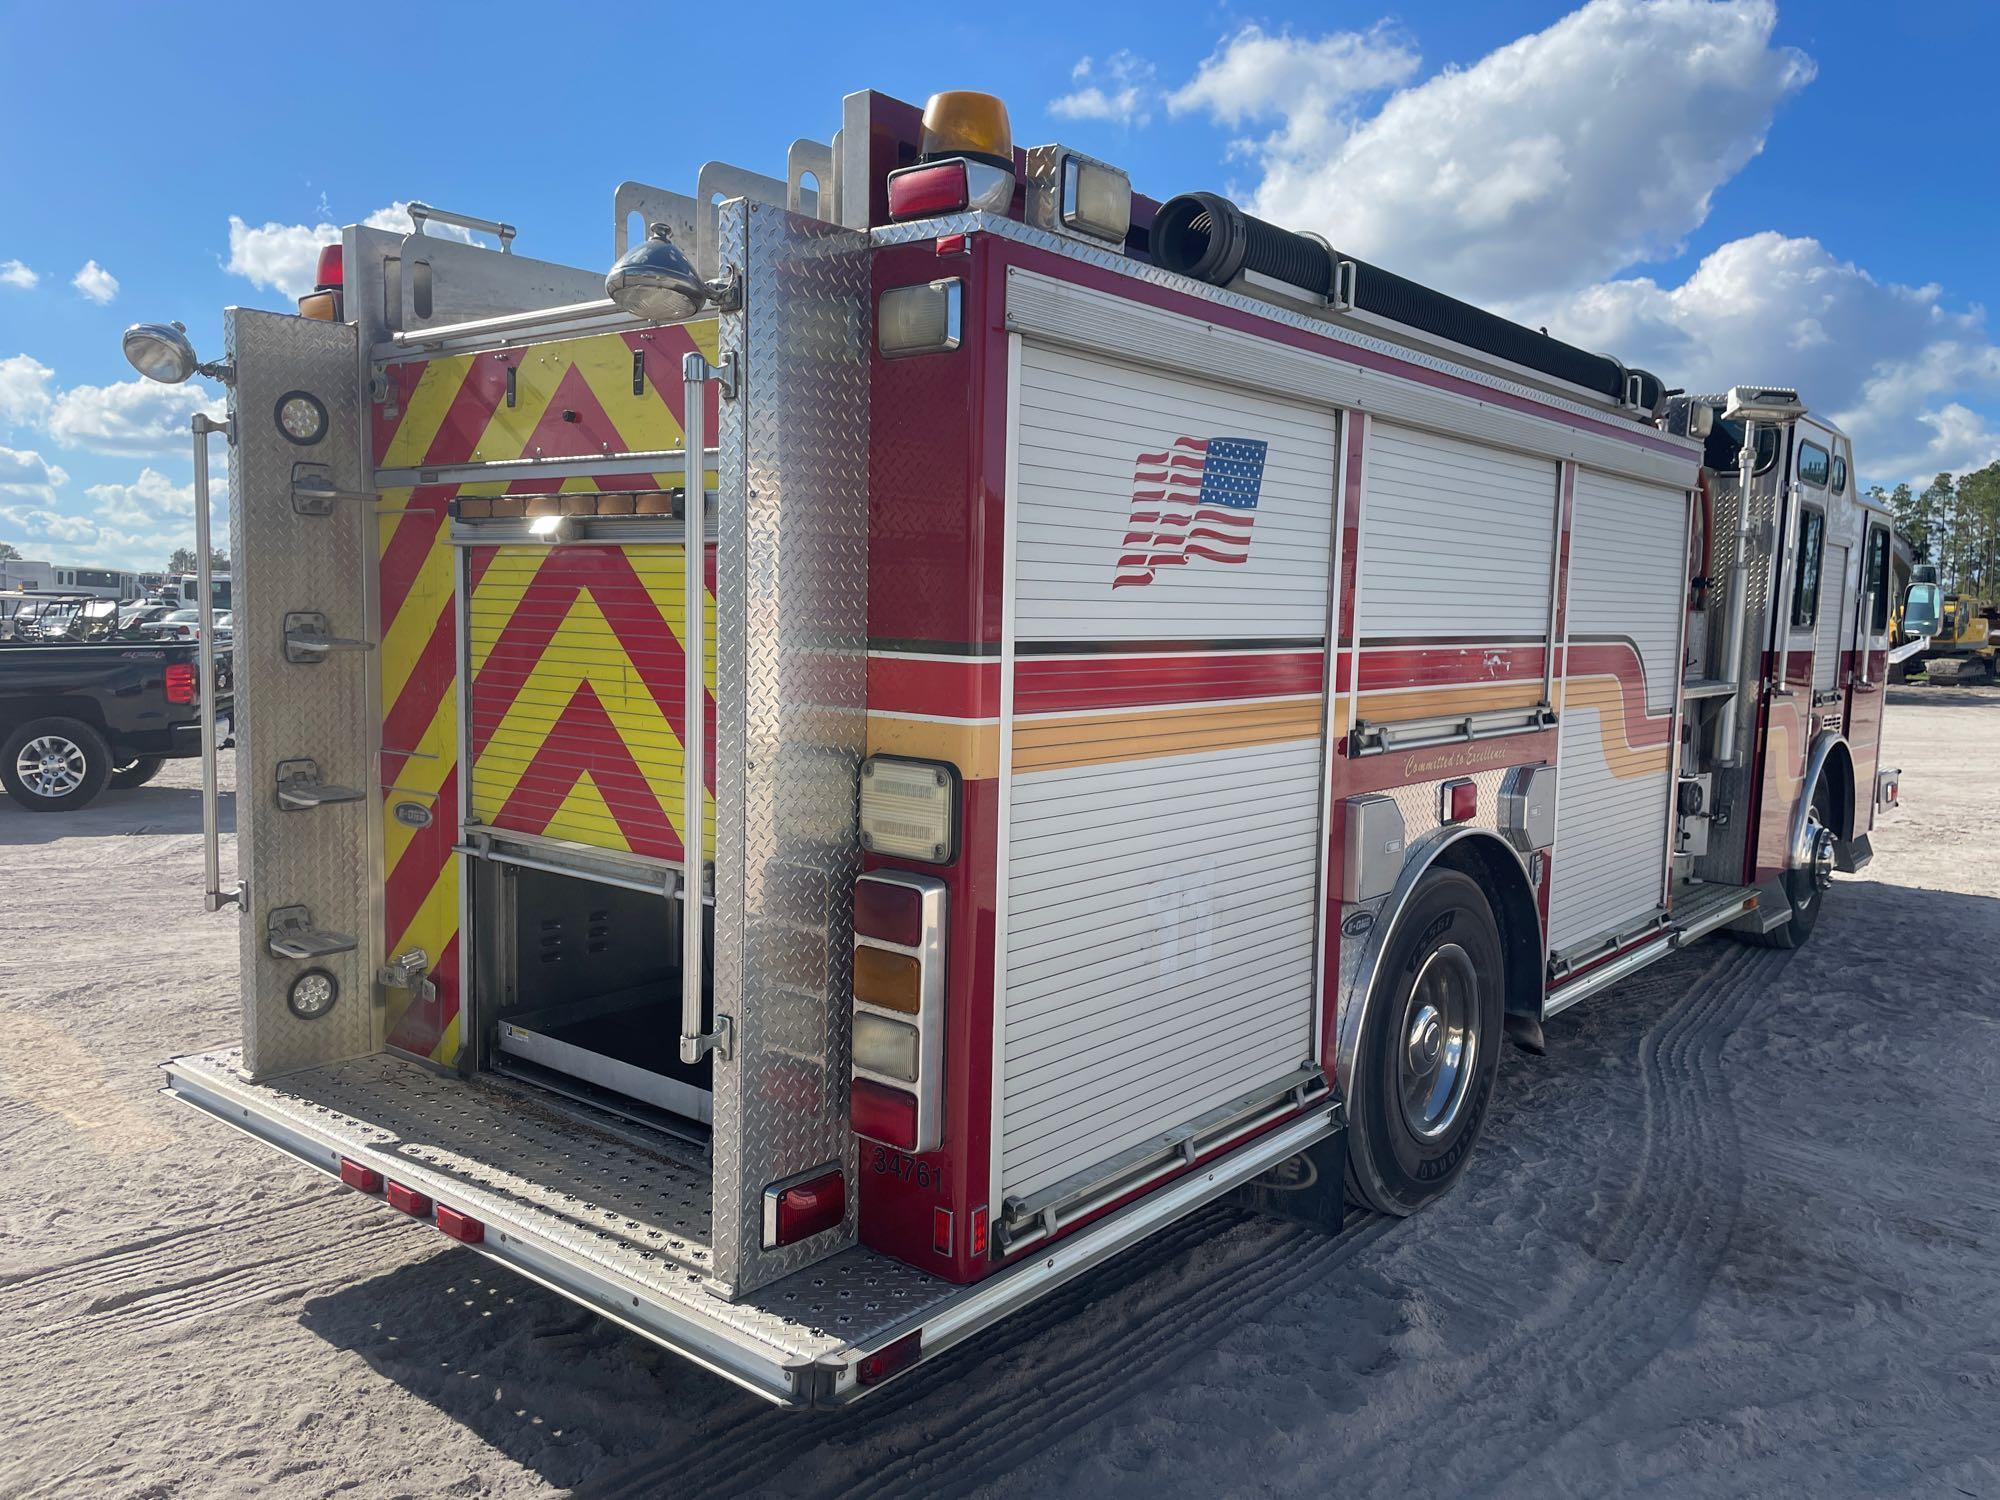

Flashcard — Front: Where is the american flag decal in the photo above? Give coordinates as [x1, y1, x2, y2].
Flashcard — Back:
[1112, 436, 1270, 589]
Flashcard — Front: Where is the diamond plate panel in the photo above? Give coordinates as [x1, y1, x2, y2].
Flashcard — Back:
[1697, 465, 1779, 882]
[709, 202, 873, 1297]
[228, 310, 376, 1078]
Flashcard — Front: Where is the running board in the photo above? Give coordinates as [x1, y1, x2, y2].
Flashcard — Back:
[1545, 883, 1759, 1018]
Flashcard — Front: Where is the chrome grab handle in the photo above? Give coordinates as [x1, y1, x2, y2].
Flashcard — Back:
[191, 412, 240, 913]
[678, 351, 736, 1065]
[406, 201, 517, 252]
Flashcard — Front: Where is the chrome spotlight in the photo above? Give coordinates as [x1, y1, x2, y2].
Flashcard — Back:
[604, 223, 738, 323]
[122, 320, 232, 385]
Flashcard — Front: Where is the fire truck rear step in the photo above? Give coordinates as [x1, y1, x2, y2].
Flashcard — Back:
[163, 1046, 1340, 1404]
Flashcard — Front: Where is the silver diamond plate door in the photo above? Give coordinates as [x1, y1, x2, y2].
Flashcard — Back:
[227, 309, 377, 1078]
[709, 202, 872, 1297]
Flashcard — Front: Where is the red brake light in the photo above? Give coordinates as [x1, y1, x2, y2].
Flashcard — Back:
[851, 1078, 919, 1151]
[888, 161, 969, 220]
[338, 1158, 381, 1193]
[436, 1205, 484, 1244]
[856, 1330, 922, 1387]
[385, 1181, 432, 1217]
[315, 243, 344, 289]
[854, 878, 924, 948]
[164, 661, 196, 704]
[770, 1169, 846, 1247]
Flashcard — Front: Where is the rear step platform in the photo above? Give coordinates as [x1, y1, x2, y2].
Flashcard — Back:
[163, 1049, 953, 1403]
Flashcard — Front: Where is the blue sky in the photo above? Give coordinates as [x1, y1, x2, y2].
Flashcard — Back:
[3, 0, 1995, 569]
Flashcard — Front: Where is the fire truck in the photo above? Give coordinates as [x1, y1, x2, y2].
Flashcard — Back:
[126, 89, 1896, 1405]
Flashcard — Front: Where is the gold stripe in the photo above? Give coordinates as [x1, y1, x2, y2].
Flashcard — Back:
[1360, 680, 1545, 725]
[868, 715, 1001, 780]
[1560, 674, 1672, 780]
[1012, 697, 1324, 773]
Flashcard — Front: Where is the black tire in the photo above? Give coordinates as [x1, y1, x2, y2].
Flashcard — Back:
[1345, 870, 1506, 1217]
[1740, 780, 1833, 950]
[1, 717, 113, 812]
[109, 755, 166, 790]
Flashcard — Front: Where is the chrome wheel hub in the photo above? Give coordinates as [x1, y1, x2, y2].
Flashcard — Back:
[1398, 942, 1478, 1140]
[17, 735, 85, 798]
[1807, 818, 1837, 892]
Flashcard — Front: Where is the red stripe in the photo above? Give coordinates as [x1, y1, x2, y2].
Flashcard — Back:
[378, 487, 455, 632]
[385, 931, 460, 1056]
[1350, 644, 1548, 693]
[1565, 640, 1672, 748]
[379, 602, 458, 785]
[491, 681, 686, 861]
[1015, 650, 1324, 714]
[385, 764, 458, 941]
[869, 654, 1001, 719]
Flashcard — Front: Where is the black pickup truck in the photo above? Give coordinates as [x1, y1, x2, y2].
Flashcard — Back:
[0, 602, 233, 812]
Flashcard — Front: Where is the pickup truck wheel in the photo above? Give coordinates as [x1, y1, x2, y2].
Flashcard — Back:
[2, 717, 112, 812]
[1345, 870, 1505, 1217]
[109, 755, 166, 790]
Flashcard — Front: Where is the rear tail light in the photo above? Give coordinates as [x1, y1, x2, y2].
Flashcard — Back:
[850, 1078, 919, 1152]
[338, 1158, 381, 1193]
[385, 1181, 432, 1217]
[856, 1330, 923, 1387]
[436, 1206, 484, 1244]
[762, 1166, 846, 1249]
[164, 662, 196, 704]
[851, 872, 946, 1151]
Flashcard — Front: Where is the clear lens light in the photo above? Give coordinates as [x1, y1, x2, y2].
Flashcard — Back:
[853, 1012, 921, 1083]
[288, 969, 338, 1019]
[1062, 157, 1132, 242]
[278, 394, 325, 442]
[878, 281, 962, 358]
[859, 756, 956, 861]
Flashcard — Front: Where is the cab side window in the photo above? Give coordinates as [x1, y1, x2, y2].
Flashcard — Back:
[1798, 442, 1831, 488]
[1792, 509, 1826, 628]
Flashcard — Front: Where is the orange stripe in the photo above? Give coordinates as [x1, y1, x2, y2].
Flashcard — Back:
[1012, 697, 1324, 773]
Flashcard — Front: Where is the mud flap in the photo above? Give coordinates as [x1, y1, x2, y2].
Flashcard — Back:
[1228, 1113, 1350, 1232]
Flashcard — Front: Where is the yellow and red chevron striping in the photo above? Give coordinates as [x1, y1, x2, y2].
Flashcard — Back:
[371, 321, 720, 1065]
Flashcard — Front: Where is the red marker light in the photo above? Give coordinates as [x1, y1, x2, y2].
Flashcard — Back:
[385, 1181, 432, 1217]
[850, 1079, 919, 1151]
[1442, 778, 1477, 824]
[436, 1206, 484, 1244]
[771, 1170, 846, 1247]
[338, 1158, 381, 1193]
[888, 161, 969, 220]
[856, 1330, 923, 1387]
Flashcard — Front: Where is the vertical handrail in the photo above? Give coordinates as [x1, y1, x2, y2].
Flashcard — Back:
[191, 412, 240, 912]
[679, 354, 719, 1064]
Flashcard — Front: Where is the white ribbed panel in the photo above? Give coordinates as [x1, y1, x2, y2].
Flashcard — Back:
[1357, 424, 1557, 640]
[1573, 469, 1688, 713]
[1546, 468, 1687, 954]
[999, 741, 1322, 1203]
[1814, 544, 1850, 691]
[1012, 341, 1337, 642]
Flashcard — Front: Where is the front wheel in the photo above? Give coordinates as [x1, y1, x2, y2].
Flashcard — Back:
[109, 755, 166, 790]
[1345, 870, 1506, 1216]
[2, 717, 113, 812]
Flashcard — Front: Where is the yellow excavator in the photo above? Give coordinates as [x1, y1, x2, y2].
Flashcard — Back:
[1917, 590, 1998, 684]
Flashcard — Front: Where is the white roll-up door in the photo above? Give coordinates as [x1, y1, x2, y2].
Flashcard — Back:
[998, 340, 1335, 1209]
[1357, 423, 1558, 640]
[1547, 470, 1687, 955]
[1813, 544, 1850, 691]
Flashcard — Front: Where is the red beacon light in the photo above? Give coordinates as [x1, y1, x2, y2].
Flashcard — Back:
[299, 242, 344, 322]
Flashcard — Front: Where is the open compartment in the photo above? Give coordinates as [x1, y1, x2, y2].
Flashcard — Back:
[471, 856, 713, 1130]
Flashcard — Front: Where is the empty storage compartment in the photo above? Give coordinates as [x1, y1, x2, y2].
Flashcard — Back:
[474, 860, 713, 1127]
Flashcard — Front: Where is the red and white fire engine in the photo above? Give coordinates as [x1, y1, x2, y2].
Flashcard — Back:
[127, 88, 1896, 1404]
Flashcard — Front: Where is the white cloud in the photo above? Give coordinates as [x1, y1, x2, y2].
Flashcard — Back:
[226, 200, 479, 297]
[71, 260, 118, 304]
[0, 355, 55, 427]
[0, 445, 71, 506]
[1171, 0, 1811, 306]
[1533, 232, 2000, 481]
[46, 377, 224, 456]
[86, 466, 198, 520]
[0, 260, 36, 290]
[0, 504, 195, 570]
[1052, 50, 1160, 128]
[1167, 23, 1419, 161]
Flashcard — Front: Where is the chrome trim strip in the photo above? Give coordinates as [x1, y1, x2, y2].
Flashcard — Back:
[1542, 931, 1673, 1017]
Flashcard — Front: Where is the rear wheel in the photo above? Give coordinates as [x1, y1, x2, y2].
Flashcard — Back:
[1742, 780, 1835, 950]
[2, 717, 112, 812]
[1346, 870, 1506, 1216]
[109, 755, 166, 790]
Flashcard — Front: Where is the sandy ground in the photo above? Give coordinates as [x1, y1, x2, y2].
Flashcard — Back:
[0, 690, 1996, 1500]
